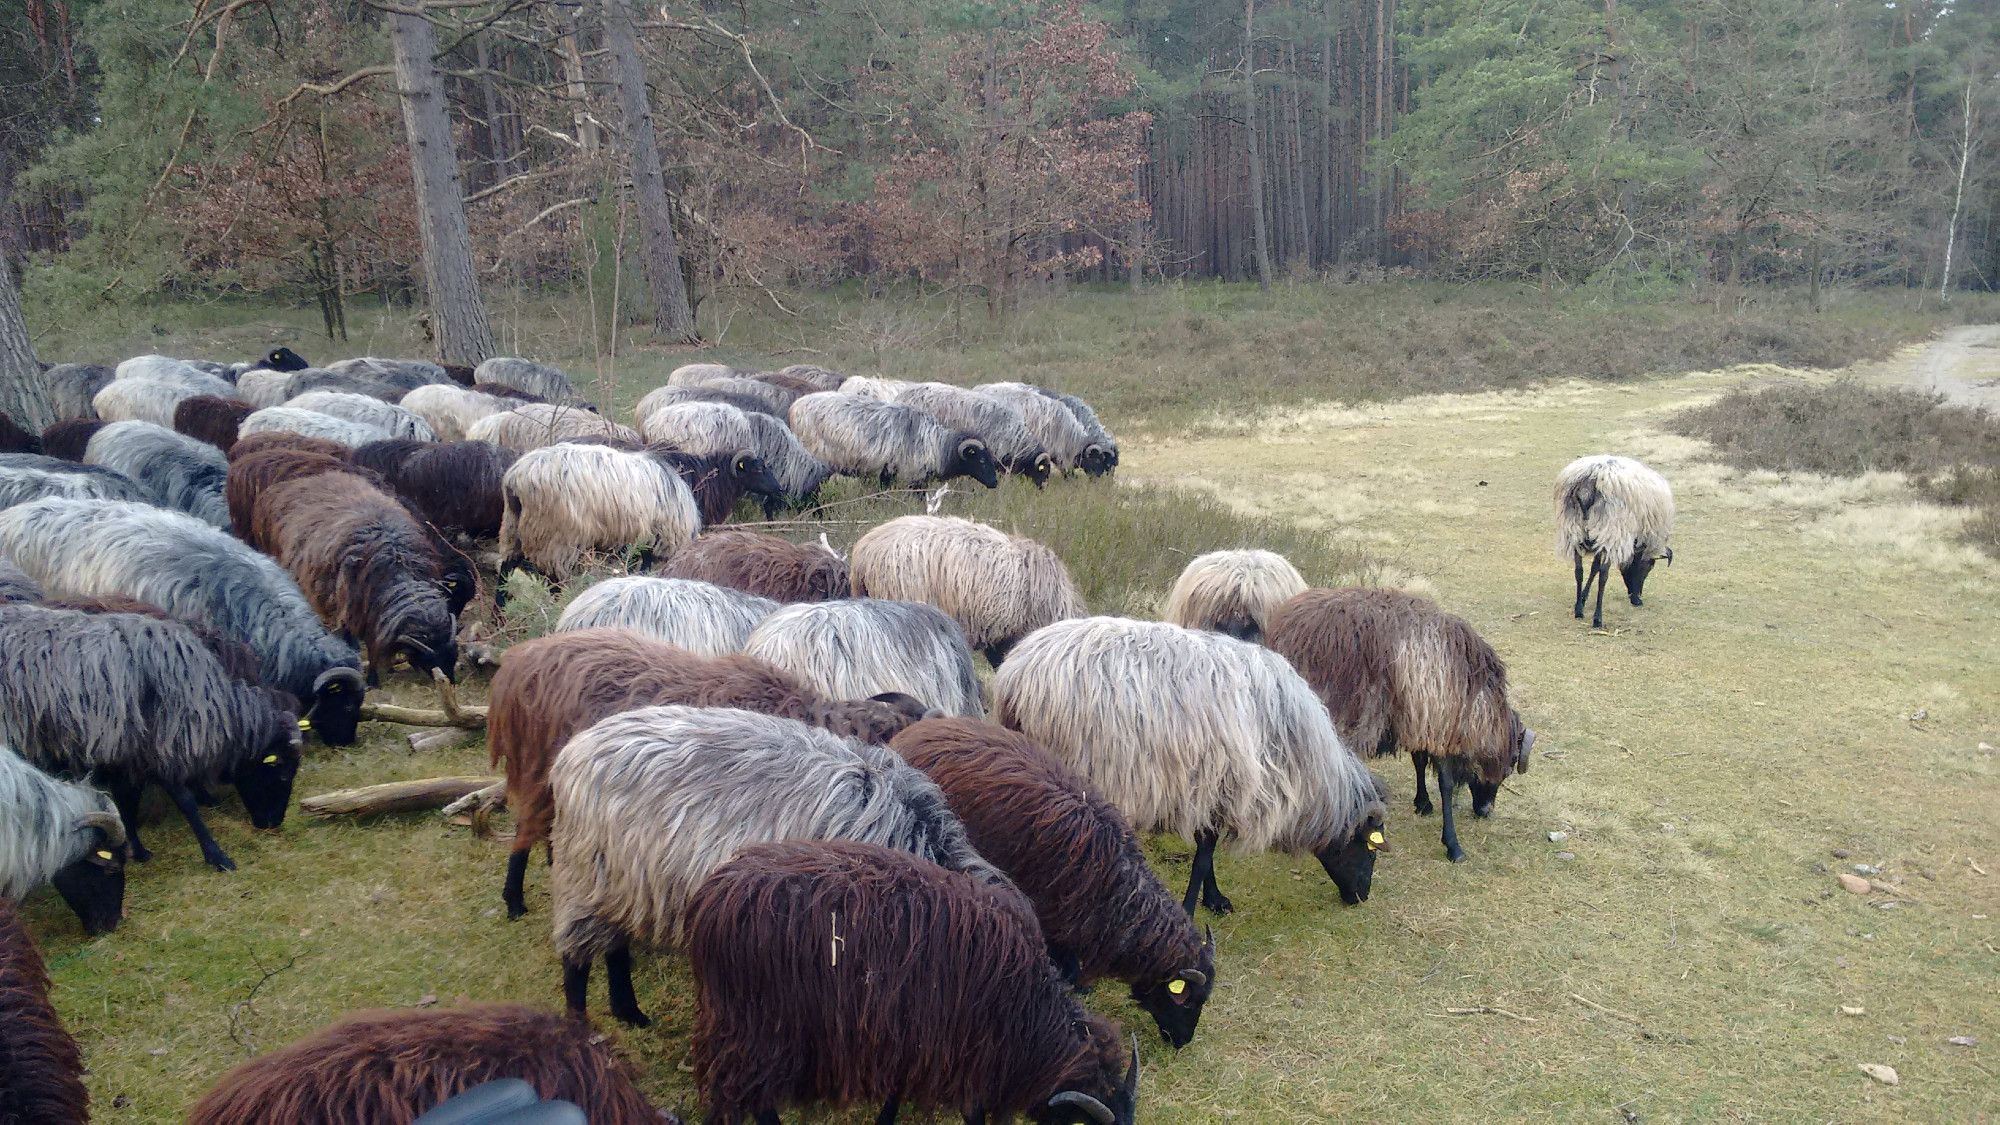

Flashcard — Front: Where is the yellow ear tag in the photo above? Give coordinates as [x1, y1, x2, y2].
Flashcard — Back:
[298, 718, 312, 731]
[262, 754, 280, 765]
[1167, 979, 1187, 996]
[1367, 830, 1384, 851]
[96, 850, 115, 861]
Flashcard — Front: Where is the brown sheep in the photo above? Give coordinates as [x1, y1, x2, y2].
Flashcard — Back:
[172, 395, 255, 452]
[0, 897, 89, 1125]
[657, 529, 851, 602]
[36, 420, 105, 462]
[226, 430, 349, 462]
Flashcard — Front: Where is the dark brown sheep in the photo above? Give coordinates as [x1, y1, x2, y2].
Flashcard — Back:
[36, 420, 105, 462]
[380, 439, 517, 539]
[172, 395, 255, 452]
[227, 448, 375, 540]
[746, 370, 827, 397]
[0, 897, 89, 1125]
[688, 840, 1140, 1125]
[185, 1003, 665, 1125]
[488, 626, 926, 918]
[348, 437, 432, 479]
[657, 529, 850, 602]
[467, 382, 544, 402]
[226, 430, 349, 462]
[892, 718, 1215, 1048]
[441, 362, 477, 386]
[0, 414, 35, 455]
[1265, 586, 1535, 862]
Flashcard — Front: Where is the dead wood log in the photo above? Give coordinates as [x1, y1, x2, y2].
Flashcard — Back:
[300, 776, 501, 818]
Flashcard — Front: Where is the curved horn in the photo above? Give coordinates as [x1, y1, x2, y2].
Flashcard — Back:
[1204, 924, 1215, 954]
[312, 666, 366, 694]
[78, 811, 127, 847]
[1048, 1093, 1116, 1125]
[1518, 728, 1537, 772]
[1126, 1033, 1141, 1096]
[1661, 546, 1675, 566]
[1177, 968, 1208, 989]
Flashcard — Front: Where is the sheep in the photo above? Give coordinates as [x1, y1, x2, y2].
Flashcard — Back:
[37, 419, 106, 461]
[172, 394, 256, 451]
[379, 440, 517, 539]
[0, 499, 366, 740]
[633, 405, 791, 516]
[238, 406, 392, 449]
[1033, 386, 1119, 475]
[850, 515, 1085, 665]
[554, 575, 775, 655]
[665, 361, 740, 386]
[0, 895, 92, 1123]
[0, 750, 128, 936]
[257, 346, 312, 372]
[0, 413, 36, 454]
[688, 840, 1140, 1125]
[467, 403, 637, 453]
[226, 447, 367, 537]
[233, 368, 297, 409]
[400, 383, 523, 442]
[226, 430, 350, 462]
[838, 375, 914, 400]
[186, 1004, 664, 1125]
[112, 355, 236, 395]
[976, 382, 1100, 475]
[41, 362, 114, 421]
[991, 616, 1389, 914]
[44, 593, 269, 689]
[83, 420, 231, 528]
[640, 401, 831, 509]
[253, 472, 460, 684]
[898, 382, 1053, 484]
[649, 446, 782, 525]
[0, 454, 149, 509]
[892, 718, 1216, 1048]
[488, 627, 928, 917]
[283, 369, 409, 403]
[777, 362, 846, 391]
[1265, 587, 1534, 862]
[788, 392, 1000, 489]
[325, 356, 453, 392]
[283, 391, 438, 441]
[346, 437, 431, 481]
[463, 382, 543, 402]
[0, 602, 302, 871]
[550, 704, 1003, 1027]
[475, 357, 583, 403]
[496, 442, 700, 584]
[1161, 548, 1308, 643]
[633, 383, 783, 419]
[699, 374, 801, 414]
[744, 371, 829, 398]
[744, 597, 985, 717]
[93, 377, 214, 427]
[743, 412, 835, 508]
[1555, 453, 1676, 628]
[657, 530, 849, 602]
[0, 560, 42, 604]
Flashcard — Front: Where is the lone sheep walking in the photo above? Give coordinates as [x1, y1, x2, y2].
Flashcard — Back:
[1554, 454, 1674, 628]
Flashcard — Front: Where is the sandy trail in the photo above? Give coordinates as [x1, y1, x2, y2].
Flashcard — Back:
[1854, 323, 2000, 410]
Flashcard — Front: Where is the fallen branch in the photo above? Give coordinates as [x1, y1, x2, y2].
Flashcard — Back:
[410, 728, 478, 753]
[1568, 992, 1687, 1043]
[300, 776, 500, 818]
[442, 781, 507, 818]
[360, 669, 488, 729]
[1444, 1005, 1536, 1023]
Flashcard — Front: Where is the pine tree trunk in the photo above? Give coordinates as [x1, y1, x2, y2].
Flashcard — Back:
[600, 0, 699, 343]
[1244, 0, 1275, 289]
[389, 6, 496, 365]
[0, 254, 50, 432]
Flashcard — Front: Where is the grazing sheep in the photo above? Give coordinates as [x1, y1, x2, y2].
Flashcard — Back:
[0, 896, 92, 1122]
[0, 560, 42, 604]
[777, 362, 846, 391]
[496, 442, 700, 584]
[837, 375, 914, 400]
[976, 382, 1099, 475]
[0, 454, 149, 509]
[740, 412, 834, 508]
[186, 1004, 663, 1125]
[0, 750, 128, 936]
[379, 440, 518, 539]
[467, 403, 637, 453]
[233, 368, 298, 409]
[648, 446, 781, 525]
[238, 406, 391, 449]
[0, 603, 302, 871]
[347, 438, 431, 481]
[634, 383, 784, 419]
[636, 399, 755, 452]
[898, 382, 1053, 485]
[253, 472, 459, 683]
[551, 704, 1003, 1026]
[1161, 549, 1308, 643]
[688, 840, 1140, 1125]
[113, 356, 236, 396]
[83, 420, 231, 528]
[637, 402, 817, 515]
[172, 395, 256, 452]
[465, 382, 543, 403]
[701, 374, 801, 414]
[93, 377, 215, 428]
[284, 392, 437, 441]
[893, 718, 1216, 1048]
[325, 357, 453, 392]
[1033, 386, 1119, 475]
[743, 371, 827, 398]
[226, 447, 370, 538]
[475, 357, 582, 403]
[658, 530, 849, 602]
[789, 392, 999, 489]
[400, 383, 523, 442]
[1265, 587, 1534, 862]
[489, 627, 927, 917]
[667, 362, 739, 386]
[283, 369, 408, 403]
[226, 430, 349, 462]
[992, 617, 1388, 914]
[45, 594, 269, 689]
[851, 515, 1085, 665]
[744, 597, 985, 717]
[554, 575, 775, 655]
[37, 419, 106, 462]
[0, 414, 37, 453]
[0, 499, 367, 743]
[41, 363, 114, 421]
[255, 346, 311, 372]
[1555, 454, 1676, 628]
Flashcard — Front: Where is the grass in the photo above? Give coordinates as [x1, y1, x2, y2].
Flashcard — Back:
[14, 283, 2000, 1122]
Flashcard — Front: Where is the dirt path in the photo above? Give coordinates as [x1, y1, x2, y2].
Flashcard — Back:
[1854, 323, 2000, 410]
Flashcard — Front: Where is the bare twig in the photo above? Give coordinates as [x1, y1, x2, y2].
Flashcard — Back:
[1444, 1005, 1537, 1022]
[1568, 992, 1687, 1042]
[226, 950, 297, 1055]
[442, 781, 507, 818]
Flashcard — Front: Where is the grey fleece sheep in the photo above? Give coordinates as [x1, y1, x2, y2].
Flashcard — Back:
[636, 401, 829, 512]
[554, 575, 777, 657]
[237, 407, 391, 449]
[234, 368, 298, 409]
[401, 384, 523, 442]
[550, 704, 1006, 1026]
[496, 442, 702, 583]
[975, 382, 1100, 475]
[467, 403, 638, 453]
[788, 392, 999, 489]
[1161, 549, 1308, 643]
[83, 421, 231, 528]
[744, 597, 985, 718]
[324, 357, 453, 393]
[0, 748, 128, 935]
[897, 383, 1053, 484]
[42, 363, 114, 421]
[94, 376, 223, 428]
[282, 392, 437, 441]
[1554, 454, 1676, 628]
[1032, 385, 1118, 475]
[113, 356, 237, 395]
[0, 560, 42, 603]
[633, 383, 783, 419]
[0, 454, 149, 510]
[776, 363, 847, 392]
[475, 357, 584, 404]
[850, 515, 1086, 665]
[667, 362, 738, 387]
[837, 375, 914, 400]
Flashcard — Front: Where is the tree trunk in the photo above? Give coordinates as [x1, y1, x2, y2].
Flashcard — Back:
[0, 254, 50, 432]
[1244, 0, 1274, 289]
[1940, 72, 1975, 300]
[600, 0, 699, 343]
[389, 6, 496, 365]
[558, 10, 601, 156]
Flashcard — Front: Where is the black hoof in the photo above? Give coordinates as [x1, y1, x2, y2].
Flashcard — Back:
[1472, 804, 1494, 819]
[132, 845, 153, 863]
[1413, 796, 1434, 816]
[505, 903, 527, 921]
[207, 853, 238, 873]
[1446, 848, 1466, 864]
[1201, 892, 1234, 916]
[612, 1007, 653, 1029]
[1630, 596, 1644, 606]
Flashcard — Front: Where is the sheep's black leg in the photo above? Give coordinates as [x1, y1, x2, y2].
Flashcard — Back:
[963, 1112, 987, 1125]
[110, 780, 151, 863]
[1436, 757, 1465, 863]
[561, 957, 590, 1020]
[1411, 750, 1434, 816]
[1197, 829, 1233, 915]
[1572, 550, 1587, 618]
[605, 943, 650, 1028]
[189, 782, 220, 808]
[754, 1111, 782, 1125]
[503, 850, 530, 919]
[1590, 556, 1610, 629]
[1181, 831, 1214, 917]
[164, 781, 236, 872]
[875, 1095, 901, 1124]
[364, 643, 382, 688]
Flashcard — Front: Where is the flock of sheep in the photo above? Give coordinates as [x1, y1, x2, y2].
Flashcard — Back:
[0, 346, 1677, 1124]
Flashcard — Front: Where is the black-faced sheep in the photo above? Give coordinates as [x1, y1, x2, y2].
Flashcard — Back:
[992, 616, 1388, 914]
[1555, 453, 1676, 628]
[488, 627, 927, 917]
[0, 454, 149, 509]
[0, 895, 93, 1121]
[553, 575, 776, 656]
[898, 382, 1053, 484]
[0, 602, 302, 871]
[976, 382, 1101, 476]
[474, 357, 583, 404]
[1162, 548, 1308, 643]
[550, 704, 1003, 1027]
[400, 383, 524, 442]
[285, 391, 437, 441]
[850, 514, 1086, 665]
[496, 442, 701, 584]
[172, 394, 256, 452]
[41, 362, 114, 421]
[237, 406, 391, 449]
[1, 413, 40, 453]
[1265, 586, 1534, 862]
[467, 403, 636, 453]
[83, 420, 231, 528]
[1, 749, 128, 935]
[892, 718, 1216, 1048]
[1032, 386, 1118, 475]
[0, 498, 367, 744]
[259, 347, 312, 372]
[788, 392, 999, 489]
[744, 597, 986, 717]
[637, 402, 826, 516]
[37, 419, 106, 461]
[379, 440, 518, 539]
[688, 840, 1140, 1125]
[657, 530, 850, 602]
